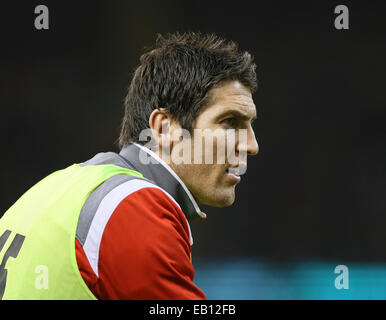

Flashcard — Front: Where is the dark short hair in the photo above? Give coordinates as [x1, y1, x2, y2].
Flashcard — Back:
[119, 31, 257, 148]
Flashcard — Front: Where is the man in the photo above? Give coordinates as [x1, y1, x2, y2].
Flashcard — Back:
[0, 32, 259, 299]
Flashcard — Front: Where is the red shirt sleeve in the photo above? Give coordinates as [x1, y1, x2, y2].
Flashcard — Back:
[75, 187, 206, 300]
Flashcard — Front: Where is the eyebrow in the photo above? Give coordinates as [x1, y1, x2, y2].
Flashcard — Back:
[218, 109, 257, 122]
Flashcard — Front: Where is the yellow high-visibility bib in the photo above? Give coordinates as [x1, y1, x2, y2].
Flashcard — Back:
[0, 163, 143, 300]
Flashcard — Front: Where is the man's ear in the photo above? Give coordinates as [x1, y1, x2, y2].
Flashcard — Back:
[148, 108, 172, 155]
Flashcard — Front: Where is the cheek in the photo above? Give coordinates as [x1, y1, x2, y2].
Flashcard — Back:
[202, 165, 227, 187]
[194, 130, 231, 165]
[189, 164, 223, 185]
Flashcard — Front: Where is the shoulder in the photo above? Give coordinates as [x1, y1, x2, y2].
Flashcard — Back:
[76, 175, 192, 276]
[77, 174, 184, 242]
[74, 174, 204, 299]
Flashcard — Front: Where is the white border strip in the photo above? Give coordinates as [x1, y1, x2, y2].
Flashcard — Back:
[83, 179, 193, 277]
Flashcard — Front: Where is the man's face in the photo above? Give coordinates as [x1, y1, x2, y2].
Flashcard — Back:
[169, 80, 259, 207]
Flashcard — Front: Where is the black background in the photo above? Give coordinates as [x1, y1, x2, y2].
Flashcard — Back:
[1, 1, 385, 263]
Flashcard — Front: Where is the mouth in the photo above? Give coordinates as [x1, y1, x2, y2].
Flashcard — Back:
[226, 162, 247, 176]
[225, 165, 245, 184]
[226, 167, 239, 176]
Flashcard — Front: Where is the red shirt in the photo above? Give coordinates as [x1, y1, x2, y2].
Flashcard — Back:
[75, 185, 206, 300]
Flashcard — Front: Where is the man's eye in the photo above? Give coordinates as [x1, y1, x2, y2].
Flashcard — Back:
[221, 118, 236, 127]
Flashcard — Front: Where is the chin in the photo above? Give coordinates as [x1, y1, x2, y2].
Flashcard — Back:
[212, 200, 234, 208]
[200, 190, 236, 207]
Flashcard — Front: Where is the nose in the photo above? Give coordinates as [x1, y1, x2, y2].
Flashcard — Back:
[238, 126, 259, 156]
[248, 129, 259, 156]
